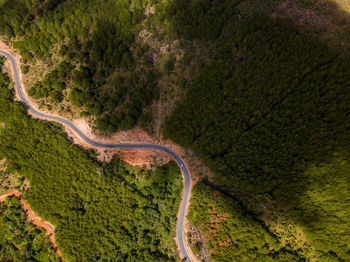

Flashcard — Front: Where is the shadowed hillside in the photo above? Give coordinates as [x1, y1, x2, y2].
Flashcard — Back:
[0, 0, 349, 261]
[162, 1, 350, 261]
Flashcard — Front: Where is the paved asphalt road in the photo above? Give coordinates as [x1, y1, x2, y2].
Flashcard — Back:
[0, 49, 193, 262]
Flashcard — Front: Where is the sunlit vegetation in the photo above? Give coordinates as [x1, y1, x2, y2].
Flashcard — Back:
[0, 58, 182, 261]
[0, 196, 61, 262]
[1, 0, 350, 261]
[0, 159, 23, 195]
[164, 15, 350, 261]
[0, 172, 20, 196]
[189, 183, 303, 261]
[1, 0, 348, 133]
[0, 0, 161, 132]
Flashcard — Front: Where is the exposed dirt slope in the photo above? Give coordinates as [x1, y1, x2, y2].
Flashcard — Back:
[0, 191, 65, 261]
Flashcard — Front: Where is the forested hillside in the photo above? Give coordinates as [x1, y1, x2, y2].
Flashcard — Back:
[0, 58, 182, 261]
[164, 15, 350, 261]
[0, 0, 162, 132]
[0, 197, 61, 261]
[0, 0, 349, 134]
[1, 0, 350, 261]
[188, 183, 303, 261]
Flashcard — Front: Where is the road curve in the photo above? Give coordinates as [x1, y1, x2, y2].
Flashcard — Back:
[0, 49, 193, 262]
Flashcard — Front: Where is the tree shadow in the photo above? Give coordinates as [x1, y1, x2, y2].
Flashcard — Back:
[158, 0, 350, 260]
[269, 0, 350, 55]
[152, 0, 350, 53]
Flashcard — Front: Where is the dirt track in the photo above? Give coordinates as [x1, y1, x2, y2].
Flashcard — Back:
[0, 190, 65, 261]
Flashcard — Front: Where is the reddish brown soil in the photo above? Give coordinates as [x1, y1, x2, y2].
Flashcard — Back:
[1, 39, 212, 180]
[64, 125, 171, 167]
[1, 40, 215, 261]
[0, 190, 21, 201]
[0, 190, 66, 261]
[113, 148, 170, 167]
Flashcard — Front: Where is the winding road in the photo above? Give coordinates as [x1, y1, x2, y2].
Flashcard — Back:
[0, 49, 193, 262]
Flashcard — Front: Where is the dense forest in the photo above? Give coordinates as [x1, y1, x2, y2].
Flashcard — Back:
[1, 0, 350, 261]
[0, 0, 162, 132]
[0, 58, 182, 261]
[0, 0, 348, 133]
[164, 15, 350, 261]
[188, 183, 303, 261]
[0, 196, 61, 261]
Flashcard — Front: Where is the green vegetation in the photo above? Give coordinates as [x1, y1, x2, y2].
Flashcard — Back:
[164, 16, 350, 261]
[1, 0, 350, 261]
[1, 0, 348, 133]
[0, 196, 61, 262]
[0, 172, 20, 196]
[0, 0, 161, 132]
[189, 183, 303, 261]
[0, 159, 22, 195]
[0, 58, 182, 261]
[152, 0, 243, 40]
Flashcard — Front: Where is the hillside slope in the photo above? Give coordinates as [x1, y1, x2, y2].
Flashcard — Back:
[1, 0, 350, 261]
[164, 13, 350, 262]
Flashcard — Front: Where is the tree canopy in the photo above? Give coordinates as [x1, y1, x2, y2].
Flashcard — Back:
[0, 196, 61, 262]
[0, 57, 182, 261]
[164, 16, 350, 261]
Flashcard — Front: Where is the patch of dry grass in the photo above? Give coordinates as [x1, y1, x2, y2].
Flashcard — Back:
[0, 159, 21, 195]
[204, 204, 229, 241]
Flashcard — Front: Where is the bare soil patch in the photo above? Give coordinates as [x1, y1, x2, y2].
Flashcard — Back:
[64, 124, 171, 167]
[113, 149, 170, 168]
